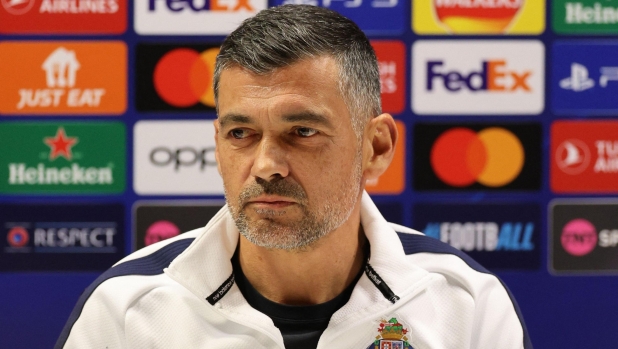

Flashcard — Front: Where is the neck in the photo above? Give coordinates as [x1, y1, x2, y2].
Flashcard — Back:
[238, 202, 367, 305]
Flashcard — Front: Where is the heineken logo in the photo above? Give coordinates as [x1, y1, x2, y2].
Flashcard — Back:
[0, 122, 125, 194]
[44, 127, 78, 161]
[553, 0, 618, 34]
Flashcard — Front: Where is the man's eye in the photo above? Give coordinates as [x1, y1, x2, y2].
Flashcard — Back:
[295, 127, 318, 137]
[229, 129, 249, 139]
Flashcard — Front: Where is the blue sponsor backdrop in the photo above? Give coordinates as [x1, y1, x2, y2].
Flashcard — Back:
[413, 203, 541, 270]
[1, 1, 618, 349]
[552, 41, 618, 115]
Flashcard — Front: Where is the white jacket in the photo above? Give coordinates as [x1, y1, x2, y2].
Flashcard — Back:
[56, 193, 531, 349]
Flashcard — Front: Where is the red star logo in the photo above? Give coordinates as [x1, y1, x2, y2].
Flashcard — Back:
[44, 127, 78, 161]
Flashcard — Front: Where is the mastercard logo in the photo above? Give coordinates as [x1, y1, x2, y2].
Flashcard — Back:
[430, 127, 524, 187]
[153, 47, 219, 108]
[433, 0, 523, 33]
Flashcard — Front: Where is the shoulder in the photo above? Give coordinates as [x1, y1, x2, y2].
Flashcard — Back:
[55, 228, 202, 349]
[389, 223, 532, 349]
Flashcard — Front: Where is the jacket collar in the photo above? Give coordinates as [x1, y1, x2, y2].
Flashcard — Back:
[165, 192, 430, 324]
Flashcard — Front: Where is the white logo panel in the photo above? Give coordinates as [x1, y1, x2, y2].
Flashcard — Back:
[134, 120, 224, 195]
[135, 0, 267, 35]
[412, 40, 545, 115]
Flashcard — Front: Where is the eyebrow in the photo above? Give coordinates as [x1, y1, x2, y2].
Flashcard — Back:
[218, 112, 334, 129]
[218, 114, 252, 128]
[282, 112, 333, 128]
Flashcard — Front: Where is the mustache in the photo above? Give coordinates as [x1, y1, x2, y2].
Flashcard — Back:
[239, 178, 307, 206]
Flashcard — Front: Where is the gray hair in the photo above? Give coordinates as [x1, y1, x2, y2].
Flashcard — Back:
[213, 4, 382, 137]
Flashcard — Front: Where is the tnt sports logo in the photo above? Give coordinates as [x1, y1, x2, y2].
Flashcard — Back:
[145, 220, 180, 246]
[135, 0, 267, 35]
[561, 218, 597, 256]
[7, 227, 29, 248]
[431, 127, 524, 187]
[412, 41, 544, 114]
[153, 47, 218, 108]
[413, 0, 545, 34]
[555, 139, 590, 175]
[1, 0, 34, 14]
[0, 42, 126, 115]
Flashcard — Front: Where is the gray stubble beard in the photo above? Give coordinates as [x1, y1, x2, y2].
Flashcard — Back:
[225, 151, 363, 251]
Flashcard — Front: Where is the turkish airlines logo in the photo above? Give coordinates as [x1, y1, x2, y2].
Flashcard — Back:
[430, 127, 524, 187]
[551, 121, 618, 193]
[0, 0, 125, 34]
[555, 139, 590, 175]
[1, 0, 34, 14]
[412, 40, 544, 114]
[136, 44, 219, 111]
[0, 42, 126, 115]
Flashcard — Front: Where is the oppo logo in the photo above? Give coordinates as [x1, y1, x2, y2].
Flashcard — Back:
[149, 147, 217, 171]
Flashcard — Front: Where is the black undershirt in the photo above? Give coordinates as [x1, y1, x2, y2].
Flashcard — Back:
[231, 252, 366, 349]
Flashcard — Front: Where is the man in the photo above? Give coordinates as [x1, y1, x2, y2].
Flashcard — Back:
[56, 5, 531, 349]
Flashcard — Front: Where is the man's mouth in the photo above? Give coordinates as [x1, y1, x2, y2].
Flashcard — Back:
[246, 196, 296, 209]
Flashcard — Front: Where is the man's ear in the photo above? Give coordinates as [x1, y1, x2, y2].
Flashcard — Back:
[214, 119, 223, 176]
[363, 113, 397, 181]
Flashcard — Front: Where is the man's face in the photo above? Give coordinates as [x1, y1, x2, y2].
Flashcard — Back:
[215, 56, 364, 250]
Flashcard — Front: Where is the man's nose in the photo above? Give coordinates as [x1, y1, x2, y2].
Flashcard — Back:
[250, 137, 289, 181]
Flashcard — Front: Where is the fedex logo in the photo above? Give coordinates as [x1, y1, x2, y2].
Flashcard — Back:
[427, 60, 532, 92]
[148, 0, 254, 12]
[412, 40, 544, 115]
[135, 0, 266, 35]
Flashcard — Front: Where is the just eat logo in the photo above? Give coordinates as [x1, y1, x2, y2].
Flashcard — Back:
[412, 40, 544, 115]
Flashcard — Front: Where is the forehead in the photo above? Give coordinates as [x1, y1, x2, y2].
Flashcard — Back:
[216, 56, 347, 116]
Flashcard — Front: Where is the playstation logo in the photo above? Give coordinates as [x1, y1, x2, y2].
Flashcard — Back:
[560, 63, 595, 92]
[556, 139, 590, 175]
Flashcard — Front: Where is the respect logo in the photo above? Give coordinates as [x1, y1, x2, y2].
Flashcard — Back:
[413, 0, 545, 34]
[136, 44, 219, 111]
[0, 42, 126, 115]
[414, 123, 541, 191]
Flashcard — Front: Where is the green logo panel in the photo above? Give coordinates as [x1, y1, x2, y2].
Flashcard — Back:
[553, 0, 618, 34]
[0, 122, 126, 194]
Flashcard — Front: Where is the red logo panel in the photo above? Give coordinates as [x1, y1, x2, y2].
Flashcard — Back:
[371, 40, 405, 114]
[0, 0, 126, 34]
[551, 120, 618, 193]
